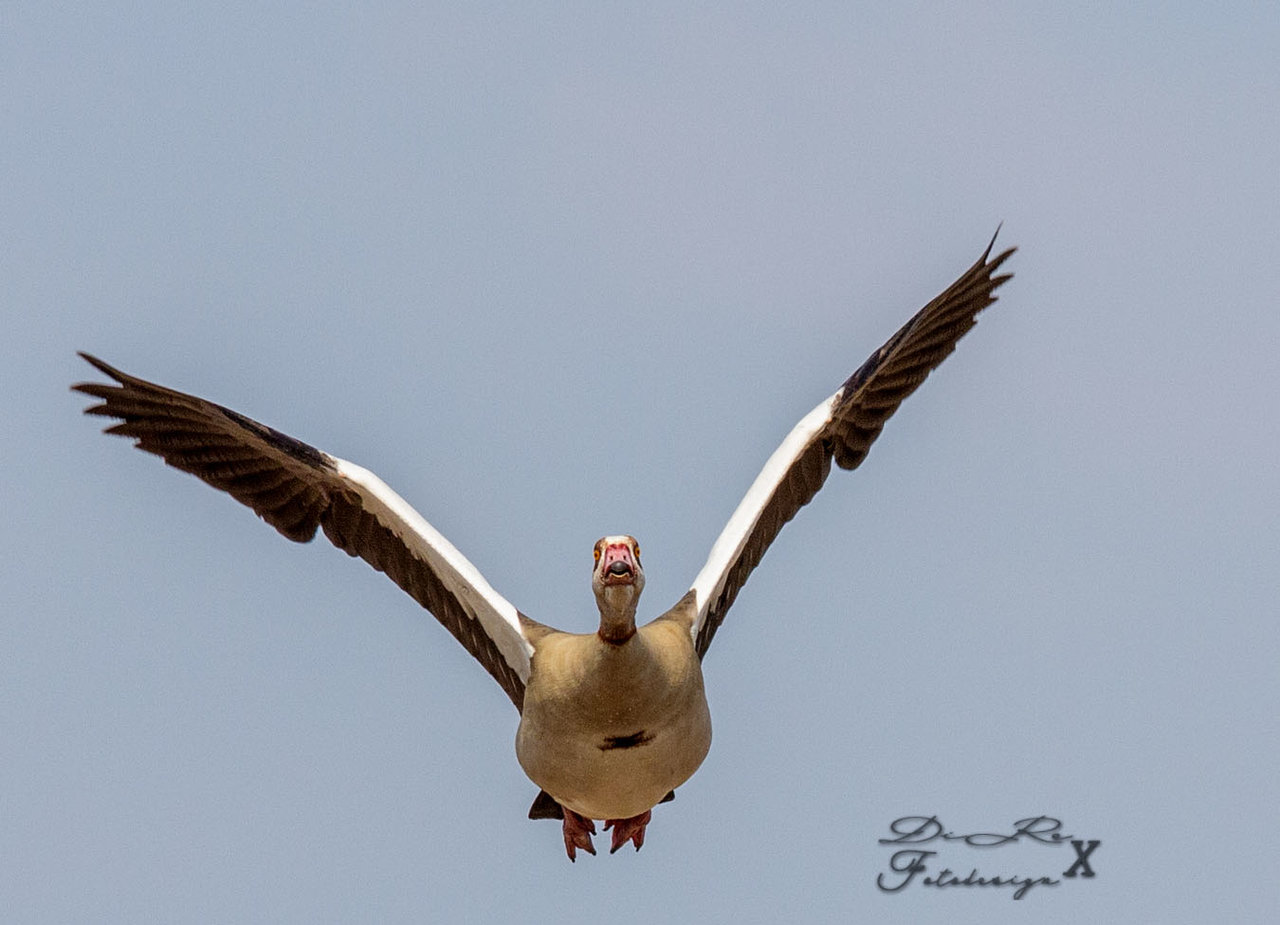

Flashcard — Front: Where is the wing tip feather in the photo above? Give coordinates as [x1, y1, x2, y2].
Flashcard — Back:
[73, 351, 129, 390]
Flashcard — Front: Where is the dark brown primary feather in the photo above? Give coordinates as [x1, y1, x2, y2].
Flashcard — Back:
[694, 234, 1015, 657]
[72, 353, 528, 709]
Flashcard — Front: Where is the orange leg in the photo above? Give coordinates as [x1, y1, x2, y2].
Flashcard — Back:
[561, 808, 597, 861]
[603, 810, 652, 854]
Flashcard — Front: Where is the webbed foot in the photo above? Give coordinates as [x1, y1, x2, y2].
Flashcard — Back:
[603, 810, 651, 854]
[562, 808, 597, 861]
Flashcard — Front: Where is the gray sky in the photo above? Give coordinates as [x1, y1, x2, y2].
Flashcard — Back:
[4, 3, 1277, 922]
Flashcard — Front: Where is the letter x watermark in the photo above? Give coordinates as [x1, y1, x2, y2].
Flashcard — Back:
[1062, 839, 1100, 878]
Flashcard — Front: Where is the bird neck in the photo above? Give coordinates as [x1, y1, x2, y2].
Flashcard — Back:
[596, 584, 639, 644]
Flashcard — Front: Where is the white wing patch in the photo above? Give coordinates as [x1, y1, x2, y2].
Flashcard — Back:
[688, 392, 839, 643]
[333, 458, 534, 683]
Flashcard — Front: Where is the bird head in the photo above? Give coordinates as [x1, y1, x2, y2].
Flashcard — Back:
[591, 534, 645, 641]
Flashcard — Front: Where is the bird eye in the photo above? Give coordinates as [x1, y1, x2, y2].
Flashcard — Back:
[593, 546, 601, 562]
[633, 543, 641, 560]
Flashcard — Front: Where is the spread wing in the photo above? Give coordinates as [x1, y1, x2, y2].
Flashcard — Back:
[689, 233, 1015, 658]
[73, 354, 535, 709]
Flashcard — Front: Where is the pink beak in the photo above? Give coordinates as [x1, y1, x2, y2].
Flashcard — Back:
[601, 543, 637, 583]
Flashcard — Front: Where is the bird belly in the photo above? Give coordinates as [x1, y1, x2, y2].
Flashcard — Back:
[515, 626, 712, 820]
[516, 695, 711, 820]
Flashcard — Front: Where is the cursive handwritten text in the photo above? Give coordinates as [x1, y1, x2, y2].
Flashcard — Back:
[879, 815, 1073, 848]
[877, 849, 1059, 900]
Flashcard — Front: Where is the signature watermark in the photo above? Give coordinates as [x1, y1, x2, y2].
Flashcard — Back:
[876, 816, 1100, 900]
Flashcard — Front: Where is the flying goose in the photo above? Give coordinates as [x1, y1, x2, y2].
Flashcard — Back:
[74, 233, 1014, 859]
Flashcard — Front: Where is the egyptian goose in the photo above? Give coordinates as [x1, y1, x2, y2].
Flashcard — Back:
[73, 234, 1014, 859]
